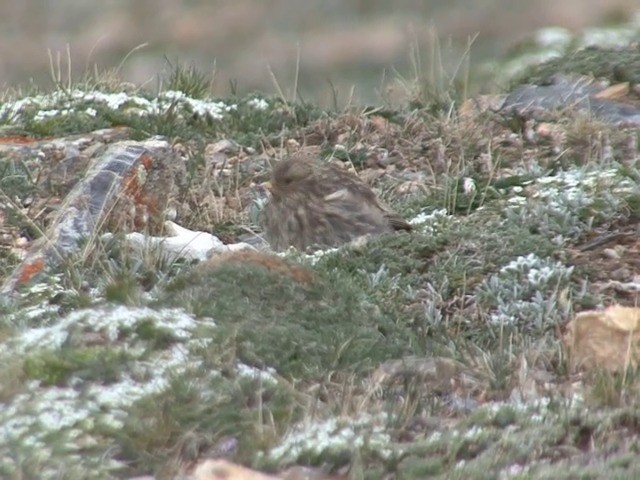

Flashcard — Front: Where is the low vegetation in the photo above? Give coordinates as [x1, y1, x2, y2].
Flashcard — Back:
[1, 46, 640, 479]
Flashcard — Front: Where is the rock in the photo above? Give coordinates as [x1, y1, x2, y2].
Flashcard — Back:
[201, 250, 314, 285]
[103, 221, 255, 263]
[191, 460, 346, 480]
[501, 74, 640, 127]
[193, 459, 281, 480]
[1, 139, 184, 295]
[563, 305, 640, 372]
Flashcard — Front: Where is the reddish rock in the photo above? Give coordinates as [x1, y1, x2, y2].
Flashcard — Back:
[1, 139, 183, 295]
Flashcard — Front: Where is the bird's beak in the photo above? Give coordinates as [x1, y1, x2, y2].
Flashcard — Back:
[262, 181, 273, 191]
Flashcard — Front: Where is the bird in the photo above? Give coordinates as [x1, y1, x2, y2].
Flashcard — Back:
[260, 151, 411, 251]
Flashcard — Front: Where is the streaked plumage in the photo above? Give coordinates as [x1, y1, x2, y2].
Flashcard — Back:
[261, 152, 411, 251]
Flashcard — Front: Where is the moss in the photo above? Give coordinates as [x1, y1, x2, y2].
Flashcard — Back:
[319, 211, 555, 301]
[23, 110, 112, 137]
[392, 406, 630, 479]
[3, 85, 322, 149]
[5, 57, 640, 478]
[23, 346, 133, 386]
[158, 252, 419, 380]
[115, 369, 299, 474]
[316, 232, 443, 282]
[513, 46, 640, 87]
[135, 319, 178, 347]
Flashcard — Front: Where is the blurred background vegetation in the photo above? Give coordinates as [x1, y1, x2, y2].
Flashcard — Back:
[0, 0, 637, 104]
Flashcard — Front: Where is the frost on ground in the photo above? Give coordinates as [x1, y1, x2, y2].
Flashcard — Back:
[266, 412, 394, 464]
[0, 307, 201, 473]
[476, 253, 574, 328]
[0, 89, 272, 125]
[1, 40, 640, 478]
[0, 304, 275, 477]
[503, 166, 639, 244]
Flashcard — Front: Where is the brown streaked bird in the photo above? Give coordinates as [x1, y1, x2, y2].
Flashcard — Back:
[260, 152, 412, 251]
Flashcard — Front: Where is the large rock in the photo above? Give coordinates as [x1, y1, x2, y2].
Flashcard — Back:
[1, 138, 184, 295]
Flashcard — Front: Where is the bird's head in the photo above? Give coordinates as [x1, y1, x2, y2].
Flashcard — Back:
[266, 157, 314, 198]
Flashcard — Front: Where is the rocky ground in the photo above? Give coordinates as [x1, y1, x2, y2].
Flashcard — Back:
[1, 27, 640, 480]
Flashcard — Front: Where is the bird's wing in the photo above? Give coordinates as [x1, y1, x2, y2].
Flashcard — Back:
[321, 163, 412, 232]
[322, 187, 412, 234]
